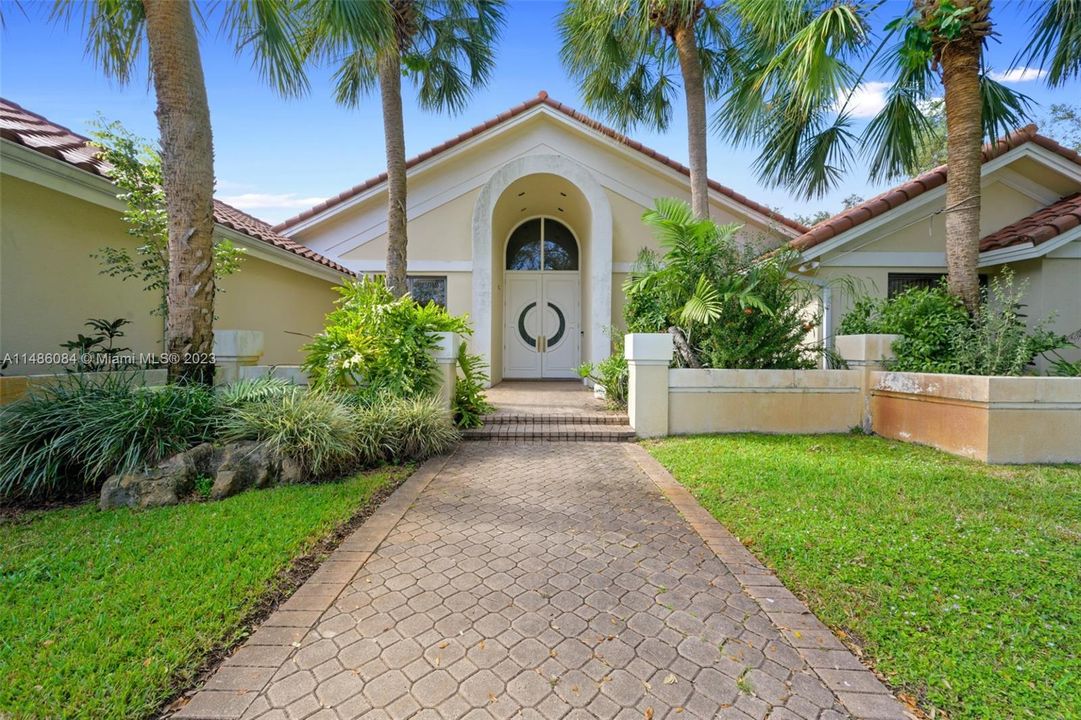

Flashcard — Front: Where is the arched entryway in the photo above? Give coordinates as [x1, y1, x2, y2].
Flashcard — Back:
[503, 216, 580, 378]
[471, 155, 612, 385]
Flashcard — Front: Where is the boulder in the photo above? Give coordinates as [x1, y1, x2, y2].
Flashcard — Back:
[99, 440, 293, 509]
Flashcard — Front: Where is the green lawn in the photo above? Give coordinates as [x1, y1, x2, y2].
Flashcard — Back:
[0, 467, 408, 720]
[646, 434, 1080, 720]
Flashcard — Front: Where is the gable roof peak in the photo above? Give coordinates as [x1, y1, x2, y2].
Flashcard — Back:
[273, 92, 807, 235]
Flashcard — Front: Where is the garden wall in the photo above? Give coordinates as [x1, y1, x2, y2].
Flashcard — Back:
[871, 372, 1081, 464]
[625, 333, 1081, 464]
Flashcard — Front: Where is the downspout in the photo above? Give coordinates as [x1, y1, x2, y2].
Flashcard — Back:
[788, 270, 832, 368]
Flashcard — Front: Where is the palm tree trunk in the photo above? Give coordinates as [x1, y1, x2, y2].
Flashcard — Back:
[143, 0, 216, 384]
[940, 32, 984, 313]
[673, 22, 710, 220]
[379, 49, 409, 298]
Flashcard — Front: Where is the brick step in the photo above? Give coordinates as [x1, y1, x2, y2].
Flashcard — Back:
[462, 422, 635, 442]
[480, 413, 629, 426]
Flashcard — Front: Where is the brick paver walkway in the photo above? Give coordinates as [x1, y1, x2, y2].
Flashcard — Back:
[177, 443, 910, 720]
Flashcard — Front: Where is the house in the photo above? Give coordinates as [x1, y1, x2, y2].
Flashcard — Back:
[273, 91, 804, 382]
[788, 126, 1081, 356]
[1, 98, 351, 375]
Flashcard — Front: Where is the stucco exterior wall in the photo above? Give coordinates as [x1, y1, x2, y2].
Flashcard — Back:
[1, 175, 339, 374]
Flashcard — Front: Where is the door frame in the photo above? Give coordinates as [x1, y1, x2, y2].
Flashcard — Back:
[502, 216, 582, 379]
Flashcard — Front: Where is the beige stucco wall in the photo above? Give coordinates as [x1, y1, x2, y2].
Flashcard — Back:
[1, 175, 338, 374]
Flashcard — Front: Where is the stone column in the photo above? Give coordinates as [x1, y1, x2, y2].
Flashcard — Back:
[213, 330, 265, 385]
[625, 333, 674, 438]
[834, 334, 900, 431]
[431, 332, 460, 412]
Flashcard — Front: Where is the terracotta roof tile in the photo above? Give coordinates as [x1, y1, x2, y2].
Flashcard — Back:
[979, 193, 1081, 252]
[1, 97, 351, 276]
[790, 124, 1081, 252]
[273, 90, 808, 234]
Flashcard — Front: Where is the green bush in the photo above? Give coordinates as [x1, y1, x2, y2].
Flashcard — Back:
[453, 343, 494, 428]
[302, 277, 468, 395]
[220, 389, 359, 477]
[577, 330, 629, 409]
[624, 198, 820, 369]
[838, 271, 1066, 375]
[0, 375, 219, 501]
[216, 375, 295, 407]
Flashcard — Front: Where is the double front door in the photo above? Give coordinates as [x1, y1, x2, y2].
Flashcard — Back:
[504, 272, 580, 378]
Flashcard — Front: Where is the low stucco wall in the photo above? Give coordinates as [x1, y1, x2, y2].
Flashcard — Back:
[667, 368, 865, 435]
[871, 372, 1081, 464]
[0, 369, 167, 405]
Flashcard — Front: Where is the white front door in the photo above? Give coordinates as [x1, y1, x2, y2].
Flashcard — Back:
[504, 273, 580, 378]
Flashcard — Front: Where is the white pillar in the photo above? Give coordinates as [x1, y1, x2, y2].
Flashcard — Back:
[213, 330, 265, 385]
[430, 332, 460, 412]
[625, 333, 674, 438]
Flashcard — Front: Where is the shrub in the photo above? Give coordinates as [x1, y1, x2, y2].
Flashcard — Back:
[453, 343, 494, 428]
[577, 330, 629, 409]
[624, 198, 820, 369]
[303, 277, 469, 395]
[838, 271, 1067, 375]
[220, 389, 358, 477]
[0, 374, 219, 501]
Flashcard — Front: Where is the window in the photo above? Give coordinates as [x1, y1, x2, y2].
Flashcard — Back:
[505, 218, 579, 271]
[887, 272, 988, 298]
[407, 276, 447, 307]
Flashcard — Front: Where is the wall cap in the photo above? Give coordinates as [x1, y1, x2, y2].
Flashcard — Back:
[213, 330, 265, 360]
[625, 333, 674, 364]
[431, 332, 461, 362]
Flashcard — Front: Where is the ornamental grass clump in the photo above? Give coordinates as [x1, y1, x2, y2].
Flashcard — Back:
[386, 395, 460, 460]
[0, 374, 219, 501]
[220, 389, 359, 477]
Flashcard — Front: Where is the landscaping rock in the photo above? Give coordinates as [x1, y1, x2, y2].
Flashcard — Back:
[100, 440, 287, 509]
[279, 457, 306, 485]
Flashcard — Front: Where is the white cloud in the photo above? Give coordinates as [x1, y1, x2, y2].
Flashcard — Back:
[837, 81, 892, 119]
[989, 67, 1047, 83]
[218, 192, 327, 211]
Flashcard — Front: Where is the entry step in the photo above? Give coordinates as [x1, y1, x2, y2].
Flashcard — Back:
[480, 413, 629, 426]
[462, 421, 635, 442]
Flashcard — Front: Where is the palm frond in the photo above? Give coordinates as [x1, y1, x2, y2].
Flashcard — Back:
[980, 74, 1034, 142]
[1019, 0, 1081, 87]
[680, 275, 722, 324]
[862, 77, 934, 182]
[53, 0, 146, 85]
[222, 0, 309, 97]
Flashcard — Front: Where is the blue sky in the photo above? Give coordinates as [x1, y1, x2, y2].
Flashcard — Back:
[2, 0, 1076, 225]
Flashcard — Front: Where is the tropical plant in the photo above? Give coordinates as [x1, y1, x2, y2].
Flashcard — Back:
[90, 121, 244, 321]
[302, 276, 469, 394]
[0, 374, 219, 501]
[559, 0, 734, 218]
[60, 317, 133, 372]
[302, 0, 505, 296]
[577, 352, 629, 410]
[624, 198, 819, 369]
[55, 0, 307, 382]
[723, 0, 1081, 312]
[452, 343, 493, 428]
[220, 389, 359, 477]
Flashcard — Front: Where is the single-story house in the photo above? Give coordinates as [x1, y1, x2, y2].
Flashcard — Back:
[788, 125, 1081, 358]
[1, 97, 351, 375]
[272, 91, 804, 382]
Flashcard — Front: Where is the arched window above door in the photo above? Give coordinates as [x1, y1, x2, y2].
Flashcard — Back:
[506, 218, 579, 271]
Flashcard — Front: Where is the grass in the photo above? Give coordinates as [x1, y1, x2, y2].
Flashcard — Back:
[646, 434, 1081, 720]
[0, 466, 409, 720]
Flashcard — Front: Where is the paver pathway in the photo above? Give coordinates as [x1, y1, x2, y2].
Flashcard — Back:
[177, 443, 910, 720]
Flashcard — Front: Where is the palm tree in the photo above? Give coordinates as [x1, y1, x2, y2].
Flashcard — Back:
[54, 0, 307, 383]
[722, 0, 1081, 313]
[559, 0, 733, 220]
[302, 0, 505, 297]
